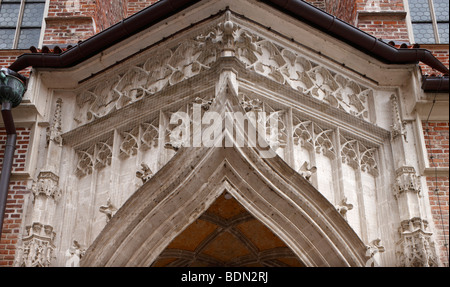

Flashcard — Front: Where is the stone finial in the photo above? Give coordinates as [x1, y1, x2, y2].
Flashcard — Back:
[47, 98, 63, 146]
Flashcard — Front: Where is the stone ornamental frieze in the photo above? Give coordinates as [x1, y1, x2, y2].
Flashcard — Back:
[74, 12, 373, 128]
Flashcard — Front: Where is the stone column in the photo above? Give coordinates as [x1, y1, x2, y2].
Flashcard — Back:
[390, 95, 438, 267]
[15, 99, 63, 267]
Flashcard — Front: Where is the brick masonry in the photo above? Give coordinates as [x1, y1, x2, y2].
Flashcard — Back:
[0, 128, 32, 267]
[423, 121, 449, 266]
[0, 181, 30, 267]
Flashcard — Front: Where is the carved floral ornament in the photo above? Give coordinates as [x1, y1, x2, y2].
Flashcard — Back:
[74, 13, 373, 127]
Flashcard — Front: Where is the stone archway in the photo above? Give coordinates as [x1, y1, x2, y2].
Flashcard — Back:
[151, 192, 305, 267]
[80, 142, 368, 267]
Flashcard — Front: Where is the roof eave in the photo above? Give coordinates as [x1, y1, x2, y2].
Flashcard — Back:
[8, 0, 449, 76]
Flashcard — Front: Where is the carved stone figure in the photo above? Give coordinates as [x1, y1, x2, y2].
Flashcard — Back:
[336, 197, 353, 219]
[65, 240, 86, 267]
[99, 198, 117, 223]
[298, 161, 317, 181]
[136, 163, 154, 184]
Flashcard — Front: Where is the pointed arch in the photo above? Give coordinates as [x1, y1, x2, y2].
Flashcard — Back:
[80, 138, 368, 266]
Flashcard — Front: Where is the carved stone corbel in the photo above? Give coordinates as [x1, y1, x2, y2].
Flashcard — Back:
[31, 171, 62, 201]
[393, 166, 421, 199]
[194, 97, 215, 111]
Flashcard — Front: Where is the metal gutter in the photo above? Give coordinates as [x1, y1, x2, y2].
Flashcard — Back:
[8, 0, 450, 75]
[261, 0, 449, 74]
[9, 0, 201, 71]
[0, 102, 17, 236]
[421, 76, 449, 93]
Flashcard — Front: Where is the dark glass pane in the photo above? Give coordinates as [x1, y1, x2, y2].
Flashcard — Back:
[17, 28, 40, 49]
[0, 29, 15, 49]
[409, 0, 432, 22]
[437, 23, 449, 43]
[21, 3, 45, 27]
[433, 0, 449, 22]
[412, 23, 436, 43]
[0, 3, 20, 27]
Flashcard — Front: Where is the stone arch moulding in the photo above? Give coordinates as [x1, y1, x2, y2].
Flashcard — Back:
[80, 126, 369, 267]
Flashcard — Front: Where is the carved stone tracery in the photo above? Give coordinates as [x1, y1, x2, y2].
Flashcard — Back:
[340, 135, 379, 176]
[292, 116, 336, 158]
[14, 223, 56, 267]
[76, 138, 113, 177]
[74, 13, 373, 127]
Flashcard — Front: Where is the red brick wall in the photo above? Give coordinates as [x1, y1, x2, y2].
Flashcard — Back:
[423, 121, 449, 266]
[304, 0, 326, 11]
[423, 122, 449, 168]
[356, 0, 409, 42]
[0, 128, 31, 173]
[0, 51, 31, 76]
[43, 18, 96, 46]
[43, 0, 98, 45]
[427, 176, 449, 266]
[326, 0, 358, 25]
[0, 181, 30, 267]
[126, 0, 159, 18]
[357, 18, 409, 41]
[0, 127, 32, 267]
[94, 0, 127, 31]
[356, 0, 405, 12]
[420, 45, 449, 76]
